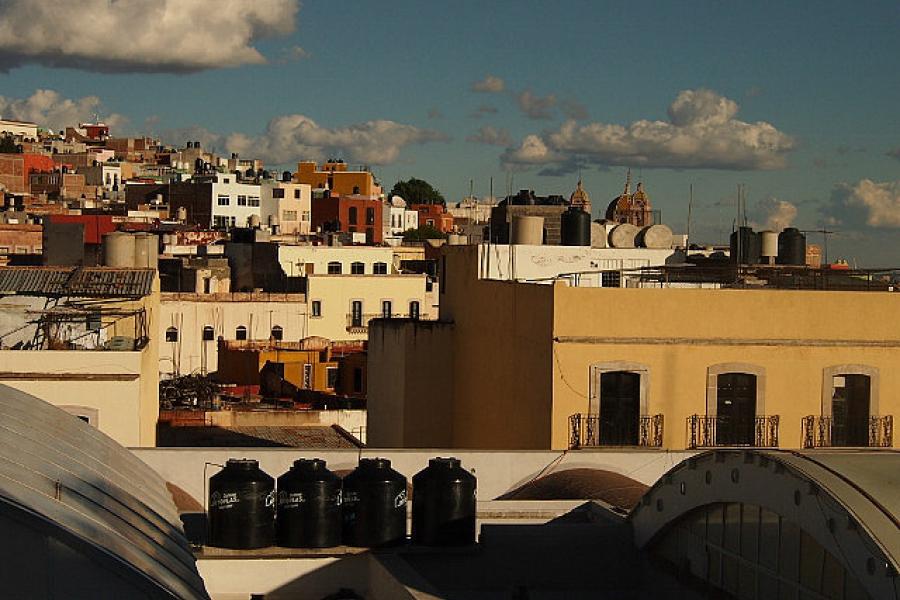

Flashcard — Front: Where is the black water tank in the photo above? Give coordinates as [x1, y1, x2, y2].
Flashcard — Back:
[276, 459, 342, 548]
[729, 226, 761, 264]
[342, 458, 407, 547]
[412, 457, 477, 546]
[560, 207, 591, 246]
[208, 459, 275, 549]
[777, 227, 806, 265]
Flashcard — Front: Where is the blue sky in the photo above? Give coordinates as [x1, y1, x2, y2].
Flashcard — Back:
[1, 0, 898, 265]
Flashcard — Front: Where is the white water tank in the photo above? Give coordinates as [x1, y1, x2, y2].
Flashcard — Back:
[133, 233, 156, 268]
[638, 224, 674, 249]
[248, 214, 261, 228]
[609, 223, 639, 248]
[760, 230, 778, 264]
[103, 231, 135, 267]
[590, 222, 607, 248]
[510, 216, 543, 245]
[177, 206, 188, 222]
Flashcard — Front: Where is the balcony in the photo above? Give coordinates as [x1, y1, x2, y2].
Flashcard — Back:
[568, 414, 664, 449]
[345, 313, 398, 333]
[686, 414, 779, 449]
[801, 415, 893, 448]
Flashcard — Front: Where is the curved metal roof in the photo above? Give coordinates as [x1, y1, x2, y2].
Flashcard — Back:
[0, 384, 208, 599]
[630, 449, 900, 599]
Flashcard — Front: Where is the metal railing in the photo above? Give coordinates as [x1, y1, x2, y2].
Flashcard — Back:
[686, 414, 779, 449]
[568, 414, 664, 449]
[801, 415, 893, 448]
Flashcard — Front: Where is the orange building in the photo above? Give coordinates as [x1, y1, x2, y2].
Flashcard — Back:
[412, 203, 454, 233]
[295, 160, 381, 197]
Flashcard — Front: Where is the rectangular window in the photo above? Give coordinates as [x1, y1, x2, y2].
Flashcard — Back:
[409, 301, 420, 320]
[237, 195, 247, 206]
[282, 210, 297, 221]
[217, 195, 230, 206]
[351, 262, 365, 275]
[326, 367, 338, 389]
[301, 211, 310, 221]
[294, 189, 300, 199]
[601, 271, 621, 288]
[249, 196, 260, 207]
[353, 367, 363, 393]
[327, 262, 342, 274]
[381, 300, 392, 318]
[223, 178, 230, 184]
[311, 300, 322, 317]
[273, 188, 285, 198]
[303, 364, 312, 389]
[366, 207, 375, 225]
[213, 216, 229, 228]
[348, 206, 358, 225]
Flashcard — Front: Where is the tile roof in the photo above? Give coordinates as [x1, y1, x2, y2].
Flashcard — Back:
[0, 266, 154, 297]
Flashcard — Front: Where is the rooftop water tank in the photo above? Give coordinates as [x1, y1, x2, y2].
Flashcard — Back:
[609, 223, 639, 248]
[208, 459, 275, 549]
[560, 207, 591, 246]
[134, 233, 158, 269]
[730, 226, 761, 264]
[342, 458, 407, 547]
[590, 222, 607, 248]
[777, 227, 806, 265]
[760, 230, 778, 264]
[248, 214, 261, 229]
[412, 457, 476, 546]
[177, 206, 188, 222]
[103, 231, 135, 268]
[510, 216, 543, 245]
[277, 459, 342, 548]
[637, 224, 674, 249]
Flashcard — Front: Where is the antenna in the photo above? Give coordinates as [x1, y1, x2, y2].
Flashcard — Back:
[800, 228, 836, 264]
[686, 184, 693, 250]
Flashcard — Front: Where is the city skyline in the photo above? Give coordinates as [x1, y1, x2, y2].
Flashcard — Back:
[1, 0, 898, 264]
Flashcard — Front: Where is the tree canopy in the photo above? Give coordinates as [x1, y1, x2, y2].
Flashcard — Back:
[402, 224, 448, 242]
[390, 178, 445, 206]
[0, 135, 21, 154]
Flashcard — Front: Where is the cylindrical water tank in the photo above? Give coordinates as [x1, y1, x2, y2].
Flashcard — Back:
[560, 207, 591, 246]
[342, 458, 407, 547]
[208, 459, 275, 549]
[134, 233, 158, 269]
[103, 231, 135, 267]
[248, 214, 261, 228]
[590, 222, 607, 248]
[177, 206, 188, 222]
[277, 459, 342, 548]
[609, 223, 639, 248]
[637, 224, 674, 249]
[412, 457, 476, 546]
[777, 227, 806, 265]
[510, 215, 543, 245]
[760, 230, 778, 262]
[730, 226, 761, 264]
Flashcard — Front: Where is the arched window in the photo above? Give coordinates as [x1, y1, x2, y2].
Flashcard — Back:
[270, 325, 283, 341]
[165, 326, 178, 343]
[202, 326, 214, 341]
[373, 262, 388, 274]
[351, 261, 365, 274]
[235, 326, 247, 341]
[327, 261, 342, 274]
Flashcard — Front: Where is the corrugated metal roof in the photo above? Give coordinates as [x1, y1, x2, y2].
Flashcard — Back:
[0, 267, 154, 297]
[0, 384, 208, 599]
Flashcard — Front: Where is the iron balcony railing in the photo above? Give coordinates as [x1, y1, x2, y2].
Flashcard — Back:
[345, 313, 397, 332]
[686, 414, 780, 449]
[801, 415, 893, 449]
[568, 414, 664, 449]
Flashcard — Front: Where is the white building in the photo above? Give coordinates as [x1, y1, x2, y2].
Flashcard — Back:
[261, 180, 311, 235]
[0, 118, 38, 139]
[383, 195, 419, 245]
[209, 174, 264, 229]
[278, 245, 397, 277]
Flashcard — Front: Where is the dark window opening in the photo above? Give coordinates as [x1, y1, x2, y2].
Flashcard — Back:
[351, 262, 365, 274]
[831, 374, 871, 446]
[270, 325, 283, 341]
[351, 301, 363, 327]
[409, 301, 420, 320]
[327, 261, 342, 274]
[202, 326, 214, 341]
[312, 300, 322, 317]
[235, 326, 247, 340]
[716, 373, 757, 445]
[382, 300, 392, 318]
[353, 367, 363, 393]
[373, 262, 388, 274]
[348, 206, 358, 225]
[600, 371, 641, 445]
[165, 327, 178, 342]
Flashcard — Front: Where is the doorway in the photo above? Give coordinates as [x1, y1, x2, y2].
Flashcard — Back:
[716, 373, 757, 445]
[831, 374, 870, 446]
[599, 371, 641, 445]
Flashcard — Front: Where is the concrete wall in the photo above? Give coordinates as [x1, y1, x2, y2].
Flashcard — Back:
[551, 285, 900, 450]
[160, 295, 308, 376]
[367, 320, 454, 447]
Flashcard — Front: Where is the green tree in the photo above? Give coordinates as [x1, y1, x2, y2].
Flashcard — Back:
[390, 178, 445, 206]
[0, 135, 21, 154]
[402, 224, 448, 242]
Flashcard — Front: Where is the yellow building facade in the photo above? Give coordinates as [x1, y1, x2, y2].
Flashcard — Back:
[294, 160, 381, 197]
[368, 246, 897, 451]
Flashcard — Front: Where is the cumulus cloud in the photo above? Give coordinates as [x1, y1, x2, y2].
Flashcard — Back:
[224, 115, 448, 166]
[502, 88, 794, 172]
[471, 75, 505, 93]
[826, 179, 900, 229]
[751, 196, 798, 231]
[466, 126, 511, 146]
[517, 90, 557, 120]
[0, 0, 299, 73]
[0, 89, 126, 131]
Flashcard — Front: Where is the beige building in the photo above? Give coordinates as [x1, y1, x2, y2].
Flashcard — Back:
[369, 245, 898, 451]
[160, 292, 308, 376]
[278, 245, 396, 277]
[307, 274, 431, 342]
[0, 267, 160, 447]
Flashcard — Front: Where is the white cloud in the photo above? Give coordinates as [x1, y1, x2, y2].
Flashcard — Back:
[827, 179, 900, 229]
[502, 88, 794, 172]
[466, 126, 511, 146]
[0, 0, 299, 73]
[0, 89, 126, 132]
[517, 90, 557, 120]
[751, 196, 798, 231]
[471, 75, 505, 93]
[224, 115, 449, 166]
